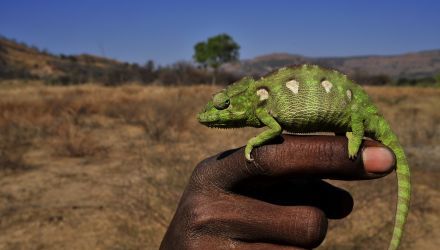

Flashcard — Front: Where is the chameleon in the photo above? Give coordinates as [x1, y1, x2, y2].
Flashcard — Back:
[197, 65, 410, 250]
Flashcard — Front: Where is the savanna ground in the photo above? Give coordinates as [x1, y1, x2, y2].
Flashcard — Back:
[0, 81, 439, 250]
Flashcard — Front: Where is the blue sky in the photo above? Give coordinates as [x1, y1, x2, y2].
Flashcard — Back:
[1, 0, 439, 65]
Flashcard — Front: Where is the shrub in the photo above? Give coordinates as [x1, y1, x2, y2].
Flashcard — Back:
[0, 123, 37, 171]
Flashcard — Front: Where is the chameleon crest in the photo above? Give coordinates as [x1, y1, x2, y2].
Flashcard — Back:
[198, 65, 411, 250]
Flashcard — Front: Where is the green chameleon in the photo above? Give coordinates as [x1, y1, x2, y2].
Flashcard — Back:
[197, 65, 410, 250]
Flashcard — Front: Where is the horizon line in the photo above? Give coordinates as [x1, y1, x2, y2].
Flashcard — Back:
[1, 34, 439, 66]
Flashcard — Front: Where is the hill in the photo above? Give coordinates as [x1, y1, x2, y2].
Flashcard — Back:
[0, 37, 122, 77]
[0, 36, 151, 85]
[224, 50, 440, 83]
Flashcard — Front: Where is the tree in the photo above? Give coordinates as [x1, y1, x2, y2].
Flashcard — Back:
[193, 33, 240, 84]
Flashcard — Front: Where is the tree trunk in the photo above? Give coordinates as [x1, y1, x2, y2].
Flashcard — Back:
[211, 67, 218, 85]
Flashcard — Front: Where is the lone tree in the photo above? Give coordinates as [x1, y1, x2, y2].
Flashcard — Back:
[193, 33, 240, 84]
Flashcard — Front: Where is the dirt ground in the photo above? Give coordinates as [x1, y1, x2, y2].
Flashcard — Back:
[0, 83, 439, 249]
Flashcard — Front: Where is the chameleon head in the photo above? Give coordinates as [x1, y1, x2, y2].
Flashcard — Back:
[197, 77, 257, 128]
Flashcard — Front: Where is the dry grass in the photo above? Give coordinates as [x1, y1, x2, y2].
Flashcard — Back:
[0, 82, 439, 249]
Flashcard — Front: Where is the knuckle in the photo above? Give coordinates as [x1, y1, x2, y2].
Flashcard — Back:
[189, 158, 214, 189]
[188, 201, 221, 232]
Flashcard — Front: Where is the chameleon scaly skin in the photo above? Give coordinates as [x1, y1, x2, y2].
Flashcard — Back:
[197, 65, 410, 250]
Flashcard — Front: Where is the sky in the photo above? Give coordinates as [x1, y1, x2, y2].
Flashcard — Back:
[1, 0, 439, 65]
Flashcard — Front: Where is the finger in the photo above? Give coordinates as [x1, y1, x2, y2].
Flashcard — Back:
[192, 135, 395, 190]
[251, 135, 395, 179]
[191, 194, 327, 249]
[233, 179, 353, 219]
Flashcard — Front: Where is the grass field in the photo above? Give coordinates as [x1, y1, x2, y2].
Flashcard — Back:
[0, 82, 439, 249]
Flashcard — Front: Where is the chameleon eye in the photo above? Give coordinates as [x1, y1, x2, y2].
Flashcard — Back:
[214, 99, 230, 110]
[213, 92, 230, 110]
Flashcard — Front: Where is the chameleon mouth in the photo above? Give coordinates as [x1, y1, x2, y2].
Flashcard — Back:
[197, 113, 237, 128]
[197, 113, 224, 126]
[197, 112, 246, 128]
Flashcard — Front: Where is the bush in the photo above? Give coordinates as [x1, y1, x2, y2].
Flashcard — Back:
[352, 72, 392, 86]
[50, 121, 108, 157]
[0, 123, 37, 171]
[395, 77, 437, 87]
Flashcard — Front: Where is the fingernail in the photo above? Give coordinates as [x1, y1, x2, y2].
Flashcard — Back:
[362, 147, 395, 173]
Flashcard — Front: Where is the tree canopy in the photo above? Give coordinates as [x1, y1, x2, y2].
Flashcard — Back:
[193, 33, 240, 84]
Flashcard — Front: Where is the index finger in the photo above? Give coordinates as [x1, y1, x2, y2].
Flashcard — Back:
[192, 135, 395, 190]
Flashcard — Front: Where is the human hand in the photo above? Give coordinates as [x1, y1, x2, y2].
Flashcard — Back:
[160, 135, 395, 250]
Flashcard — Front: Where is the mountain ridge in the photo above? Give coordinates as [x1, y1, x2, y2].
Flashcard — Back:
[226, 50, 440, 80]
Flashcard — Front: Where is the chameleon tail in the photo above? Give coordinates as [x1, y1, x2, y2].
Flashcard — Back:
[366, 115, 411, 250]
[387, 145, 410, 250]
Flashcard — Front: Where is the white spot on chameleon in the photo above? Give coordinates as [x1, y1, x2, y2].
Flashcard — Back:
[256, 88, 269, 101]
[285, 79, 299, 94]
[321, 80, 333, 93]
[346, 89, 352, 101]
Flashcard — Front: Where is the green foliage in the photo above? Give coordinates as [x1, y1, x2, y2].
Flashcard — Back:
[193, 33, 240, 84]
[193, 33, 240, 69]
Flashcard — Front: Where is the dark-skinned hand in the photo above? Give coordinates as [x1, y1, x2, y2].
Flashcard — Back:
[160, 135, 395, 250]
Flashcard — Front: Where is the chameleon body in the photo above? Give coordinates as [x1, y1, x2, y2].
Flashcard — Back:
[197, 65, 410, 250]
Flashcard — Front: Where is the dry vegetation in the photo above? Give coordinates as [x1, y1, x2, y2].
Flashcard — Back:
[0, 82, 439, 249]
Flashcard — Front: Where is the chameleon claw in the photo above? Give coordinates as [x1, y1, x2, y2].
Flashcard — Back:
[246, 156, 254, 162]
[245, 151, 254, 161]
[245, 145, 254, 161]
[348, 148, 358, 160]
